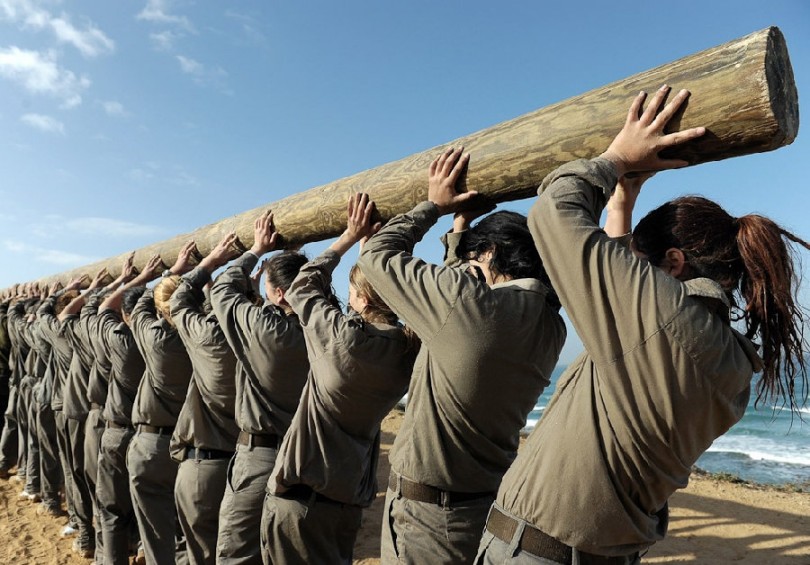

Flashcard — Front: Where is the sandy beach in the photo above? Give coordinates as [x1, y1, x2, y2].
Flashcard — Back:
[1, 410, 808, 564]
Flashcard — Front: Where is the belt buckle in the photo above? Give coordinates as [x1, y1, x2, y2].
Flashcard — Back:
[440, 489, 451, 510]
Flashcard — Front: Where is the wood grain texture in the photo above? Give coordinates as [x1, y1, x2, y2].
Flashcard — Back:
[16, 26, 800, 289]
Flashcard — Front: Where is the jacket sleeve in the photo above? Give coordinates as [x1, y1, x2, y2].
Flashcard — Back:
[286, 249, 364, 358]
[97, 309, 124, 361]
[130, 288, 159, 346]
[209, 251, 268, 348]
[529, 157, 685, 367]
[170, 267, 213, 346]
[440, 230, 466, 268]
[357, 201, 477, 342]
[80, 290, 106, 345]
[8, 303, 33, 349]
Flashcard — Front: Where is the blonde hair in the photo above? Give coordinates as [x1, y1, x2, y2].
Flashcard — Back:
[349, 265, 420, 352]
[154, 275, 181, 325]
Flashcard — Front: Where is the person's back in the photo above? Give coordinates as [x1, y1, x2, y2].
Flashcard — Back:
[264, 195, 418, 564]
[389, 268, 563, 492]
[358, 149, 566, 563]
[129, 286, 193, 428]
[209, 217, 310, 565]
[126, 246, 196, 565]
[209, 247, 309, 440]
[168, 235, 241, 565]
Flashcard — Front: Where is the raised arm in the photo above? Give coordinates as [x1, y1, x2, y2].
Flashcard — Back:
[329, 193, 381, 257]
[100, 255, 162, 313]
[357, 148, 483, 341]
[441, 202, 495, 267]
[530, 86, 705, 365]
[210, 213, 277, 346]
[287, 193, 375, 353]
[171, 232, 239, 343]
[604, 173, 654, 239]
[58, 270, 105, 321]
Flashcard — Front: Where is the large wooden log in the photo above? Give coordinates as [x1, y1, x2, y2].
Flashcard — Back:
[19, 26, 801, 288]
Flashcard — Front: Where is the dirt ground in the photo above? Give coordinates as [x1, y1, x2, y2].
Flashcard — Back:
[2, 410, 808, 564]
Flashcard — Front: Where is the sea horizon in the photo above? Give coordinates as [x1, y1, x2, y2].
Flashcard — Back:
[523, 365, 810, 486]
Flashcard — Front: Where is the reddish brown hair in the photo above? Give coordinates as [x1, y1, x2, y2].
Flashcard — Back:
[633, 196, 809, 413]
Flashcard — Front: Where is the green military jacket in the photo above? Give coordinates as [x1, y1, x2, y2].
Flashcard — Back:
[497, 158, 762, 556]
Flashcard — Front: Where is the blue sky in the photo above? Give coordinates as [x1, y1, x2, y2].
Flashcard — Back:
[1, 1, 808, 364]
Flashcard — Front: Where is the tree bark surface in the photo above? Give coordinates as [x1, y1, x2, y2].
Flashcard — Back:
[18, 26, 800, 288]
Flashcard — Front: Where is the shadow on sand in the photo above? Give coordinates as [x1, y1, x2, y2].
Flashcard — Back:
[645, 488, 810, 564]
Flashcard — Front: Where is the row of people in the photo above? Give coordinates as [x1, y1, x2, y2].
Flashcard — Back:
[0, 88, 807, 565]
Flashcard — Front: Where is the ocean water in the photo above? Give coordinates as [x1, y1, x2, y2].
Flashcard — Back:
[523, 366, 810, 486]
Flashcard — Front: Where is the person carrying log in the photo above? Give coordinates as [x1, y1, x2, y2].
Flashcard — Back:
[58, 269, 113, 557]
[210, 213, 310, 565]
[127, 243, 196, 564]
[29, 285, 68, 518]
[357, 150, 567, 564]
[169, 233, 241, 565]
[0, 299, 13, 478]
[476, 86, 810, 564]
[96, 255, 162, 565]
[36, 279, 84, 537]
[261, 193, 418, 564]
[8, 294, 45, 505]
[80, 261, 141, 563]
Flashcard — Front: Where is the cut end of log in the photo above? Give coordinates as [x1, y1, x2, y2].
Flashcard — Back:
[766, 26, 800, 145]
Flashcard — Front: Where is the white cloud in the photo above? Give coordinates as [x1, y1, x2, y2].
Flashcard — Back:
[127, 167, 154, 182]
[176, 54, 201, 74]
[3, 239, 98, 266]
[127, 162, 199, 187]
[0, 46, 89, 107]
[28, 214, 166, 240]
[175, 54, 228, 91]
[20, 112, 65, 134]
[137, 0, 194, 32]
[64, 217, 165, 238]
[0, 0, 114, 57]
[149, 29, 180, 51]
[224, 10, 267, 46]
[101, 100, 127, 117]
[169, 170, 198, 187]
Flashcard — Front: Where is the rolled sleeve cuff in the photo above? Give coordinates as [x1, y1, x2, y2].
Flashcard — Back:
[538, 157, 619, 204]
[234, 251, 260, 273]
[183, 266, 212, 289]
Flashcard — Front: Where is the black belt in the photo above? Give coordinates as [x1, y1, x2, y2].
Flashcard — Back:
[237, 431, 279, 449]
[389, 470, 495, 507]
[486, 506, 636, 565]
[278, 484, 344, 506]
[137, 424, 175, 436]
[184, 447, 234, 461]
[106, 421, 133, 430]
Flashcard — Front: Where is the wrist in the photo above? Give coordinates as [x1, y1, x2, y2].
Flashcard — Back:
[250, 244, 267, 256]
[598, 151, 628, 178]
[452, 217, 469, 233]
[429, 200, 451, 216]
[198, 257, 215, 273]
[329, 232, 356, 256]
